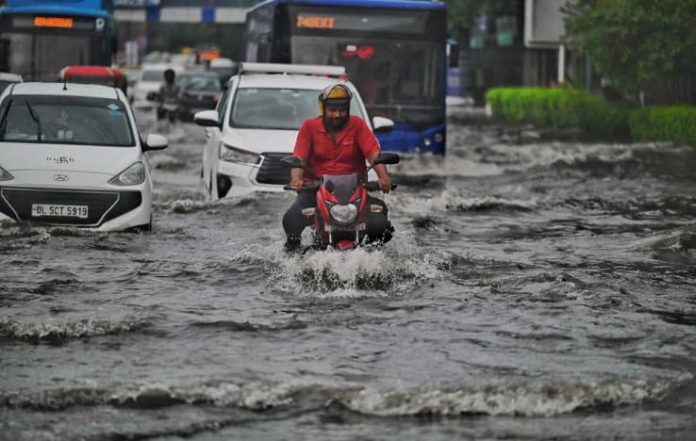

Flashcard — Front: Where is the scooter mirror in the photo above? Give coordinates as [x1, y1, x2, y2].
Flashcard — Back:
[374, 152, 400, 165]
[280, 155, 305, 168]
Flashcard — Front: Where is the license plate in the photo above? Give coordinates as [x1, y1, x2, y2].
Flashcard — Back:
[31, 204, 88, 219]
[325, 223, 366, 232]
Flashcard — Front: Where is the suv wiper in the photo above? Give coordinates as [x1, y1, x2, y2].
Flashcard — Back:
[0, 100, 12, 139]
[25, 102, 42, 142]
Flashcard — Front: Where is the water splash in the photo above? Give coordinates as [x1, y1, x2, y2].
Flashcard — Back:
[232, 233, 454, 297]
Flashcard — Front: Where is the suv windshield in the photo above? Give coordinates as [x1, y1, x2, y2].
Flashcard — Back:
[230, 87, 363, 130]
[0, 95, 134, 146]
[179, 74, 221, 92]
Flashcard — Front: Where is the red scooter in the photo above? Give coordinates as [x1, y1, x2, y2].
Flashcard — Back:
[282, 153, 399, 251]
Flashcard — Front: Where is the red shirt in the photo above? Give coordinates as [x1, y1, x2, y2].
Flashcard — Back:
[293, 115, 381, 182]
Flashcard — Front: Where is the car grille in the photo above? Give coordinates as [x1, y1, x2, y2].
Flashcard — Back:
[255, 153, 291, 185]
[0, 187, 142, 226]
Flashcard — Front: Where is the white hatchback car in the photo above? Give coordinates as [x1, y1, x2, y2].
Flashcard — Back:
[0, 82, 168, 231]
[194, 63, 394, 199]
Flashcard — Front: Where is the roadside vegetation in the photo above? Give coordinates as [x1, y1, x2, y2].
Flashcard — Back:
[482, 0, 696, 146]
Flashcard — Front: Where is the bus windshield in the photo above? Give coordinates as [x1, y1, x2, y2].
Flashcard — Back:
[0, 31, 108, 81]
[289, 37, 445, 125]
[283, 5, 446, 126]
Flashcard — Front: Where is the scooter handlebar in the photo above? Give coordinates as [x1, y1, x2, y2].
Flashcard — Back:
[365, 181, 397, 192]
[283, 182, 320, 192]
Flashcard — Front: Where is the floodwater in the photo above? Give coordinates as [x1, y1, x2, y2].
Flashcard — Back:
[1, 108, 695, 440]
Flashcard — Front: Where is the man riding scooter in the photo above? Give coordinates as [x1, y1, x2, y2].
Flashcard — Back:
[282, 84, 394, 252]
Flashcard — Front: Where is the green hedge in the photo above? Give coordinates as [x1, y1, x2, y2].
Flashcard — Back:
[485, 87, 631, 137]
[629, 106, 696, 146]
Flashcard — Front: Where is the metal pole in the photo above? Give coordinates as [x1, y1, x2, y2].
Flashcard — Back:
[558, 44, 565, 84]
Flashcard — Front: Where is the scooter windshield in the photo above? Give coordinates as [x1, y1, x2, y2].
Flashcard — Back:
[322, 173, 359, 204]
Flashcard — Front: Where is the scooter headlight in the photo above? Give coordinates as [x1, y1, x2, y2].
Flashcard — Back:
[330, 204, 358, 225]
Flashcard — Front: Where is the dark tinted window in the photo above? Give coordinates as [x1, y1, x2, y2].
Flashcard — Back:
[0, 95, 135, 146]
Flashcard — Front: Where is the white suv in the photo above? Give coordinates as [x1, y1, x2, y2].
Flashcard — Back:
[194, 62, 393, 199]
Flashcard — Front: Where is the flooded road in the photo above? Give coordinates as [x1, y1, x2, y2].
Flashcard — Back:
[2, 108, 695, 440]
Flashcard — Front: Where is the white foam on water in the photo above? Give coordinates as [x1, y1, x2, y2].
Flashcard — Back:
[393, 155, 503, 177]
[0, 317, 150, 341]
[485, 141, 675, 172]
[387, 189, 537, 216]
[342, 375, 690, 417]
[232, 232, 451, 298]
[5, 374, 689, 415]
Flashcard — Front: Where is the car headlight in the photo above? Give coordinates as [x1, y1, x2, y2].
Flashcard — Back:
[109, 162, 145, 186]
[330, 204, 358, 225]
[220, 144, 260, 165]
[0, 165, 14, 181]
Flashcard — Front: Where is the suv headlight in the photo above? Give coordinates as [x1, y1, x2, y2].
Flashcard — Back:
[109, 162, 145, 186]
[330, 204, 358, 225]
[220, 144, 260, 165]
[0, 165, 14, 181]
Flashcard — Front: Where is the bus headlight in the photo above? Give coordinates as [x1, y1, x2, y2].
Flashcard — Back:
[220, 144, 260, 165]
[434, 132, 444, 143]
[330, 204, 358, 225]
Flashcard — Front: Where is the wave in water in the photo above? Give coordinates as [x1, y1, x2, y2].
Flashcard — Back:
[1, 375, 688, 416]
[0, 317, 152, 343]
[387, 190, 537, 216]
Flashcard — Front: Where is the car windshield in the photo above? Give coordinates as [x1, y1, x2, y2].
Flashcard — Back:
[141, 70, 164, 82]
[230, 87, 363, 130]
[0, 95, 135, 146]
[179, 74, 221, 92]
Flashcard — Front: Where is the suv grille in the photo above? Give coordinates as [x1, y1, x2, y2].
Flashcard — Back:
[0, 187, 142, 226]
[255, 153, 291, 185]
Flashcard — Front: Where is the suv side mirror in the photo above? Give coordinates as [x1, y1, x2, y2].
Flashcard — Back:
[372, 116, 394, 134]
[194, 110, 220, 128]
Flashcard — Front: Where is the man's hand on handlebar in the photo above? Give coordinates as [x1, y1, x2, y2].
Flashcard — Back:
[378, 176, 392, 193]
[290, 176, 304, 190]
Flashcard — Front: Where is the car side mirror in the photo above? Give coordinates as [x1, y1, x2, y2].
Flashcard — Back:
[143, 133, 168, 151]
[194, 110, 220, 128]
[372, 116, 394, 134]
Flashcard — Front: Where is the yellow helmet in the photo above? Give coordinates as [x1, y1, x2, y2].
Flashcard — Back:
[318, 84, 352, 114]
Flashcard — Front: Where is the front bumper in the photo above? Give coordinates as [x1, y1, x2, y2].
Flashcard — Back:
[0, 187, 148, 231]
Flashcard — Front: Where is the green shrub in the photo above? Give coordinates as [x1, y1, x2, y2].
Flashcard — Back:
[629, 106, 696, 146]
[485, 87, 631, 136]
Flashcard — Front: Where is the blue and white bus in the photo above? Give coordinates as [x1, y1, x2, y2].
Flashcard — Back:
[244, 0, 448, 155]
[0, 0, 115, 81]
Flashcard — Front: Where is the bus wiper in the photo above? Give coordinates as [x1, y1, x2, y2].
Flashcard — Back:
[25, 102, 42, 142]
[0, 100, 12, 138]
